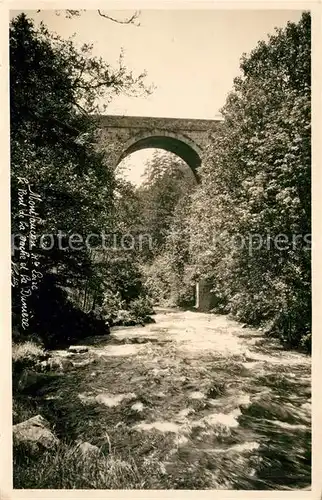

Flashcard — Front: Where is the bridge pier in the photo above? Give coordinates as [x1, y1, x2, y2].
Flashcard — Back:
[195, 278, 217, 312]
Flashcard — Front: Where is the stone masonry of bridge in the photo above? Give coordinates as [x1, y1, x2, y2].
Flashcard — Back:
[94, 114, 222, 179]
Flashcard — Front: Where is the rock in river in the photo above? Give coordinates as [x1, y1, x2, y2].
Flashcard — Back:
[68, 345, 89, 353]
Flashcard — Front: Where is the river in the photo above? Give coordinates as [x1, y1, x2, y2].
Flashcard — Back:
[24, 307, 311, 489]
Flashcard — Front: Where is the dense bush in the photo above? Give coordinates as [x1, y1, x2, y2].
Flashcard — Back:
[143, 255, 175, 306]
[136, 155, 197, 307]
[128, 296, 154, 321]
[100, 289, 154, 326]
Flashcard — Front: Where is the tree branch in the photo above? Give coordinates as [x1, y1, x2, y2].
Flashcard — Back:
[37, 9, 141, 25]
[97, 10, 140, 26]
[73, 101, 89, 116]
[74, 80, 113, 91]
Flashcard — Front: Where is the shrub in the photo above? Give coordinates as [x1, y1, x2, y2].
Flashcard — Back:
[100, 290, 124, 324]
[12, 341, 45, 364]
[12, 341, 48, 394]
[128, 297, 154, 322]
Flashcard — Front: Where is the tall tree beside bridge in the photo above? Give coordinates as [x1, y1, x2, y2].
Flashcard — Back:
[188, 11, 311, 349]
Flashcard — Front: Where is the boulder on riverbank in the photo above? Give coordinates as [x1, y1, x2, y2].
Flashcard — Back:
[13, 415, 59, 455]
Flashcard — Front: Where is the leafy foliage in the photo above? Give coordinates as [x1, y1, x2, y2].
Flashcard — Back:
[139, 13, 311, 349]
[132, 151, 197, 305]
[136, 151, 196, 259]
[11, 12, 311, 352]
[10, 13, 151, 344]
[188, 12, 311, 349]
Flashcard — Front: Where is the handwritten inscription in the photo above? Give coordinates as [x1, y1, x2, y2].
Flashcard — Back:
[12, 177, 43, 331]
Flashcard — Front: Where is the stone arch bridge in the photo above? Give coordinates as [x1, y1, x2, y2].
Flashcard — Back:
[94, 114, 222, 181]
[94, 114, 222, 310]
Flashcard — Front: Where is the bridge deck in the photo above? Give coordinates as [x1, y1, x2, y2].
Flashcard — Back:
[93, 114, 222, 131]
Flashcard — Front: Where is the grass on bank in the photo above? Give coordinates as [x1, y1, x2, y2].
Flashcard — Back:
[13, 440, 170, 489]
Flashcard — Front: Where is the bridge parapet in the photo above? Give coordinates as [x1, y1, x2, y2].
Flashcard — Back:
[94, 114, 222, 132]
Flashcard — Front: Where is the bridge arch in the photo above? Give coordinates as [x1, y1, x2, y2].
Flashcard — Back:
[95, 114, 222, 183]
[116, 131, 202, 180]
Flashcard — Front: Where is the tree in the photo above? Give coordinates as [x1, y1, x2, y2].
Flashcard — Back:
[188, 12, 311, 349]
[136, 150, 196, 259]
[10, 13, 150, 344]
[133, 151, 196, 305]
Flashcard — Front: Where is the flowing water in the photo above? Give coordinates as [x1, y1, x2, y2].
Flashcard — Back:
[32, 308, 311, 489]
